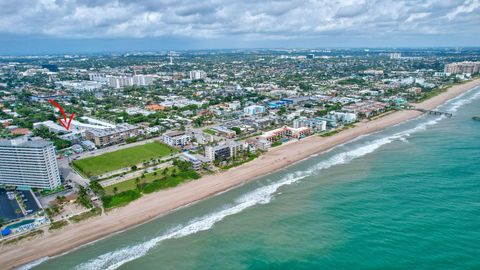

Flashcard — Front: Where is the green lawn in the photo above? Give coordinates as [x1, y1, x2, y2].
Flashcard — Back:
[72, 142, 177, 177]
[203, 129, 216, 135]
[101, 163, 200, 209]
[104, 167, 175, 195]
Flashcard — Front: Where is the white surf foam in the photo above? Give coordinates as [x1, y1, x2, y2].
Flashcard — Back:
[20, 86, 480, 270]
[15, 257, 50, 270]
[74, 115, 443, 270]
[446, 88, 480, 112]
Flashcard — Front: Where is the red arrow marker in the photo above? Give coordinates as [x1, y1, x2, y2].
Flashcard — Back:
[48, 99, 75, 131]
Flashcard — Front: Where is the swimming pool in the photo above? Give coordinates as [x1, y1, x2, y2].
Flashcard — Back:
[6, 219, 35, 229]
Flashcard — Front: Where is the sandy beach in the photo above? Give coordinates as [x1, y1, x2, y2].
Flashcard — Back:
[1, 79, 480, 269]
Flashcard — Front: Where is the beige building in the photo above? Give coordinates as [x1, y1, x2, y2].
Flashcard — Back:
[444, 61, 480, 74]
[85, 124, 139, 147]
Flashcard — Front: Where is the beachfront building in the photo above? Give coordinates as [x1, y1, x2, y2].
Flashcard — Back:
[342, 101, 388, 118]
[85, 123, 139, 147]
[246, 137, 272, 150]
[293, 117, 327, 132]
[180, 152, 210, 170]
[244, 105, 266, 116]
[260, 126, 311, 143]
[205, 141, 244, 162]
[0, 136, 61, 190]
[162, 131, 191, 147]
[327, 112, 358, 123]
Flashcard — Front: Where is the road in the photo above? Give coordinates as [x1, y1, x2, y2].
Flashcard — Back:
[100, 161, 173, 187]
[57, 158, 89, 187]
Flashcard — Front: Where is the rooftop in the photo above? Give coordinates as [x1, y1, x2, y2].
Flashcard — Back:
[0, 136, 52, 148]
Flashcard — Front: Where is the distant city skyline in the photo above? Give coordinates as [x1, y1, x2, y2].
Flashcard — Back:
[0, 0, 479, 54]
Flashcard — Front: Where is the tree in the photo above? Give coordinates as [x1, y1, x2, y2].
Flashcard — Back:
[135, 178, 140, 189]
[231, 127, 242, 135]
[89, 181, 105, 196]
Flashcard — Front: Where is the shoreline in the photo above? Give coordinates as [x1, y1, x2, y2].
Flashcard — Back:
[1, 79, 480, 269]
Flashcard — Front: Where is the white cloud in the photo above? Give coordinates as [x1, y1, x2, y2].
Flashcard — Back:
[0, 0, 478, 40]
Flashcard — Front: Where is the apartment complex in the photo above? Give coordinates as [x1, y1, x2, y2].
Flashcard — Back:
[85, 123, 139, 147]
[0, 137, 61, 190]
[260, 126, 311, 142]
[444, 61, 480, 74]
[205, 141, 244, 162]
[89, 73, 156, 88]
[162, 131, 191, 147]
[293, 117, 327, 132]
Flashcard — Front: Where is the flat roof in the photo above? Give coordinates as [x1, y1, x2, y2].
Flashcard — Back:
[0, 137, 52, 148]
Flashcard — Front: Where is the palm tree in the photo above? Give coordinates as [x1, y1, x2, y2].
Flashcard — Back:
[135, 178, 140, 189]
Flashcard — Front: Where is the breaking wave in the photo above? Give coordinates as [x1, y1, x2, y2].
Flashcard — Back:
[446, 87, 480, 112]
[28, 86, 479, 270]
[16, 257, 50, 270]
[74, 115, 444, 270]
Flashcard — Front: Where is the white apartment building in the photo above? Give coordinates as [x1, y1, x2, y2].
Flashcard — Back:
[189, 70, 207, 80]
[0, 137, 61, 190]
[90, 74, 155, 89]
[133, 75, 154, 86]
[108, 76, 134, 88]
[162, 131, 191, 147]
[244, 105, 266, 116]
[228, 101, 241, 110]
[205, 141, 243, 162]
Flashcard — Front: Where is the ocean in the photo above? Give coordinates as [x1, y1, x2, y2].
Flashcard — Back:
[25, 87, 480, 270]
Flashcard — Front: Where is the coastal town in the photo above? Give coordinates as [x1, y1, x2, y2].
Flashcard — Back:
[1, 48, 479, 248]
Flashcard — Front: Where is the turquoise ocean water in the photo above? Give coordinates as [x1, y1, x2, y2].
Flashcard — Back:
[25, 87, 480, 270]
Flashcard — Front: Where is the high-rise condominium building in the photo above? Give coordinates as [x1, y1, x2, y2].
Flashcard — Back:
[444, 61, 480, 74]
[0, 136, 61, 190]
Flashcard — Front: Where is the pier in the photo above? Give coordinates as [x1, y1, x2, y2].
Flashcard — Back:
[415, 108, 453, 118]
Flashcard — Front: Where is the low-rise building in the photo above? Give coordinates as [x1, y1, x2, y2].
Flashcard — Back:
[293, 117, 327, 132]
[211, 126, 236, 139]
[260, 126, 311, 142]
[180, 152, 210, 170]
[205, 141, 243, 162]
[85, 123, 139, 147]
[246, 137, 272, 150]
[81, 140, 96, 151]
[162, 131, 191, 147]
[328, 112, 357, 123]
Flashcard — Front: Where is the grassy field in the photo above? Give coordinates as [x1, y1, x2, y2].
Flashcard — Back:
[101, 163, 200, 209]
[72, 142, 177, 177]
[203, 128, 216, 135]
[104, 167, 175, 195]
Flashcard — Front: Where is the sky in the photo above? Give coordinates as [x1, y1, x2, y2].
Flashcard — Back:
[0, 0, 479, 54]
